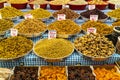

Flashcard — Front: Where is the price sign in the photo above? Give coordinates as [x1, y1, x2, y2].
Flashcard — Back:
[10, 29, 18, 37]
[48, 30, 57, 39]
[90, 15, 98, 21]
[4, 3, 11, 7]
[115, 4, 120, 9]
[57, 14, 66, 20]
[87, 28, 96, 34]
[33, 4, 40, 9]
[88, 5, 95, 10]
[62, 5, 69, 8]
[24, 14, 33, 19]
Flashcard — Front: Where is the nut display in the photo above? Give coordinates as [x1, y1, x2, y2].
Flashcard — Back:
[68, 66, 95, 80]
[112, 21, 120, 26]
[49, 0, 70, 5]
[68, 0, 87, 5]
[33, 38, 74, 59]
[94, 67, 120, 80]
[48, 19, 81, 37]
[25, 8, 51, 19]
[0, 19, 14, 34]
[0, 36, 33, 60]
[74, 33, 115, 58]
[15, 19, 47, 37]
[81, 21, 113, 35]
[10, 67, 38, 80]
[109, 0, 120, 4]
[29, 0, 48, 4]
[53, 8, 80, 20]
[107, 8, 120, 19]
[39, 66, 67, 80]
[88, 0, 107, 5]
[8, 0, 28, 3]
[0, 68, 11, 80]
[80, 8, 108, 20]
[0, 6, 23, 19]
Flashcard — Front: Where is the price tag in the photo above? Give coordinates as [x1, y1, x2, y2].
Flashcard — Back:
[115, 4, 120, 9]
[87, 28, 96, 34]
[88, 5, 95, 10]
[24, 14, 33, 19]
[90, 15, 98, 21]
[48, 30, 57, 39]
[62, 5, 69, 8]
[4, 3, 11, 7]
[10, 29, 18, 37]
[33, 4, 40, 9]
[57, 14, 66, 20]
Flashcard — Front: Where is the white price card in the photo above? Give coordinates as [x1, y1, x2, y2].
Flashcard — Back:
[33, 4, 40, 9]
[87, 28, 96, 34]
[62, 5, 69, 8]
[24, 14, 33, 19]
[57, 14, 66, 21]
[90, 15, 98, 21]
[88, 5, 95, 10]
[10, 29, 18, 37]
[48, 30, 57, 39]
[4, 3, 11, 7]
[115, 4, 120, 9]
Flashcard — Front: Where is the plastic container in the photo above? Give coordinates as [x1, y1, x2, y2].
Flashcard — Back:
[108, 3, 115, 9]
[95, 4, 107, 10]
[11, 3, 27, 9]
[69, 4, 87, 10]
[49, 4, 62, 10]
[0, 2, 5, 8]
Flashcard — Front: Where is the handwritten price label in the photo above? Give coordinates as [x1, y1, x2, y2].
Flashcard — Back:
[90, 15, 98, 21]
[10, 29, 18, 37]
[33, 4, 40, 9]
[48, 30, 57, 39]
[87, 28, 96, 34]
[4, 3, 11, 7]
[57, 14, 66, 21]
[62, 5, 69, 8]
[115, 4, 120, 9]
[88, 5, 95, 10]
[24, 14, 33, 19]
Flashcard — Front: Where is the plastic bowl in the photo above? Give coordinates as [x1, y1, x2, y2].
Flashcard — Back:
[11, 3, 28, 9]
[0, 2, 5, 8]
[69, 4, 87, 10]
[49, 4, 62, 10]
[29, 4, 47, 9]
[108, 3, 115, 9]
[95, 4, 107, 10]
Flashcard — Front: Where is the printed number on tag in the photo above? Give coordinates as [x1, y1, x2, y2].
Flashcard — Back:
[87, 28, 96, 34]
[88, 5, 95, 10]
[10, 29, 18, 37]
[90, 15, 98, 21]
[57, 14, 66, 20]
[48, 30, 57, 39]
[24, 14, 33, 19]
